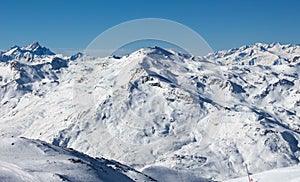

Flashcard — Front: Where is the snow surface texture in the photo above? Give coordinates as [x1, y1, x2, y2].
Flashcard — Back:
[0, 137, 154, 182]
[0, 42, 300, 181]
[224, 165, 300, 182]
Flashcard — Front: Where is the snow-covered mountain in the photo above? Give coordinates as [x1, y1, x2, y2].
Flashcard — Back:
[0, 42, 300, 181]
[203, 42, 300, 66]
[0, 42, 58, 63]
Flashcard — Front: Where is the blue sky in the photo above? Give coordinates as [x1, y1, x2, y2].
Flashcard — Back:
[1, 0, 300, 55]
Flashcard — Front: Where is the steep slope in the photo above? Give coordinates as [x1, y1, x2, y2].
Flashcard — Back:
[0, 43, 299, 181]
[0, 137, 155, 182]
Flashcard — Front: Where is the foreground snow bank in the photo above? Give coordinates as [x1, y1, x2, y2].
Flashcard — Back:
[225, 165, 300, 182]
[0, 137, 154, 182]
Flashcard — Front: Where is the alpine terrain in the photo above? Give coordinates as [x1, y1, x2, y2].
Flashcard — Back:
[0, 42, 300, 181]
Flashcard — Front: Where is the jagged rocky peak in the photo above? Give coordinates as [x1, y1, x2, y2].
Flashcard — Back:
[22, 41, 55, 56]
[0, 42, 63, 63]
[23, 41, 41, 51]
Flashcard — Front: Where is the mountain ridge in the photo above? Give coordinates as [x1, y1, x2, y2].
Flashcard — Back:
[2, 41, 300, 65]
[0, 42, 299, 181]
[203, 42, 300, 66]
[0, 137, 156, 182]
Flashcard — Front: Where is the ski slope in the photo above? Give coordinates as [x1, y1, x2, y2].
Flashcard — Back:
[225, 165, 300, 182]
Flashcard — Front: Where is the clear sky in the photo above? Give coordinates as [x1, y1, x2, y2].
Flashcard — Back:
[1, 0, 300, 55]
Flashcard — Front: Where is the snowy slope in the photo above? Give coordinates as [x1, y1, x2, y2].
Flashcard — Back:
[225, 165, 300, 182]
[0, 42, 300, 181]
[0, 137, 155, 182]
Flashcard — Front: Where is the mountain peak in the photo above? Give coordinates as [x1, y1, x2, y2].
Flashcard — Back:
[21, 42, 55, 56]
[24, 41, 41, 51]
[145, 46, 174, 56]
[0, 42, 57, 62]
[125, 46, 174, 59]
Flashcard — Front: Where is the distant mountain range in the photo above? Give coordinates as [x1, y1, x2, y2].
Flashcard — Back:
[203, 42, 300, 65]
[0, 42, 299, 181]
